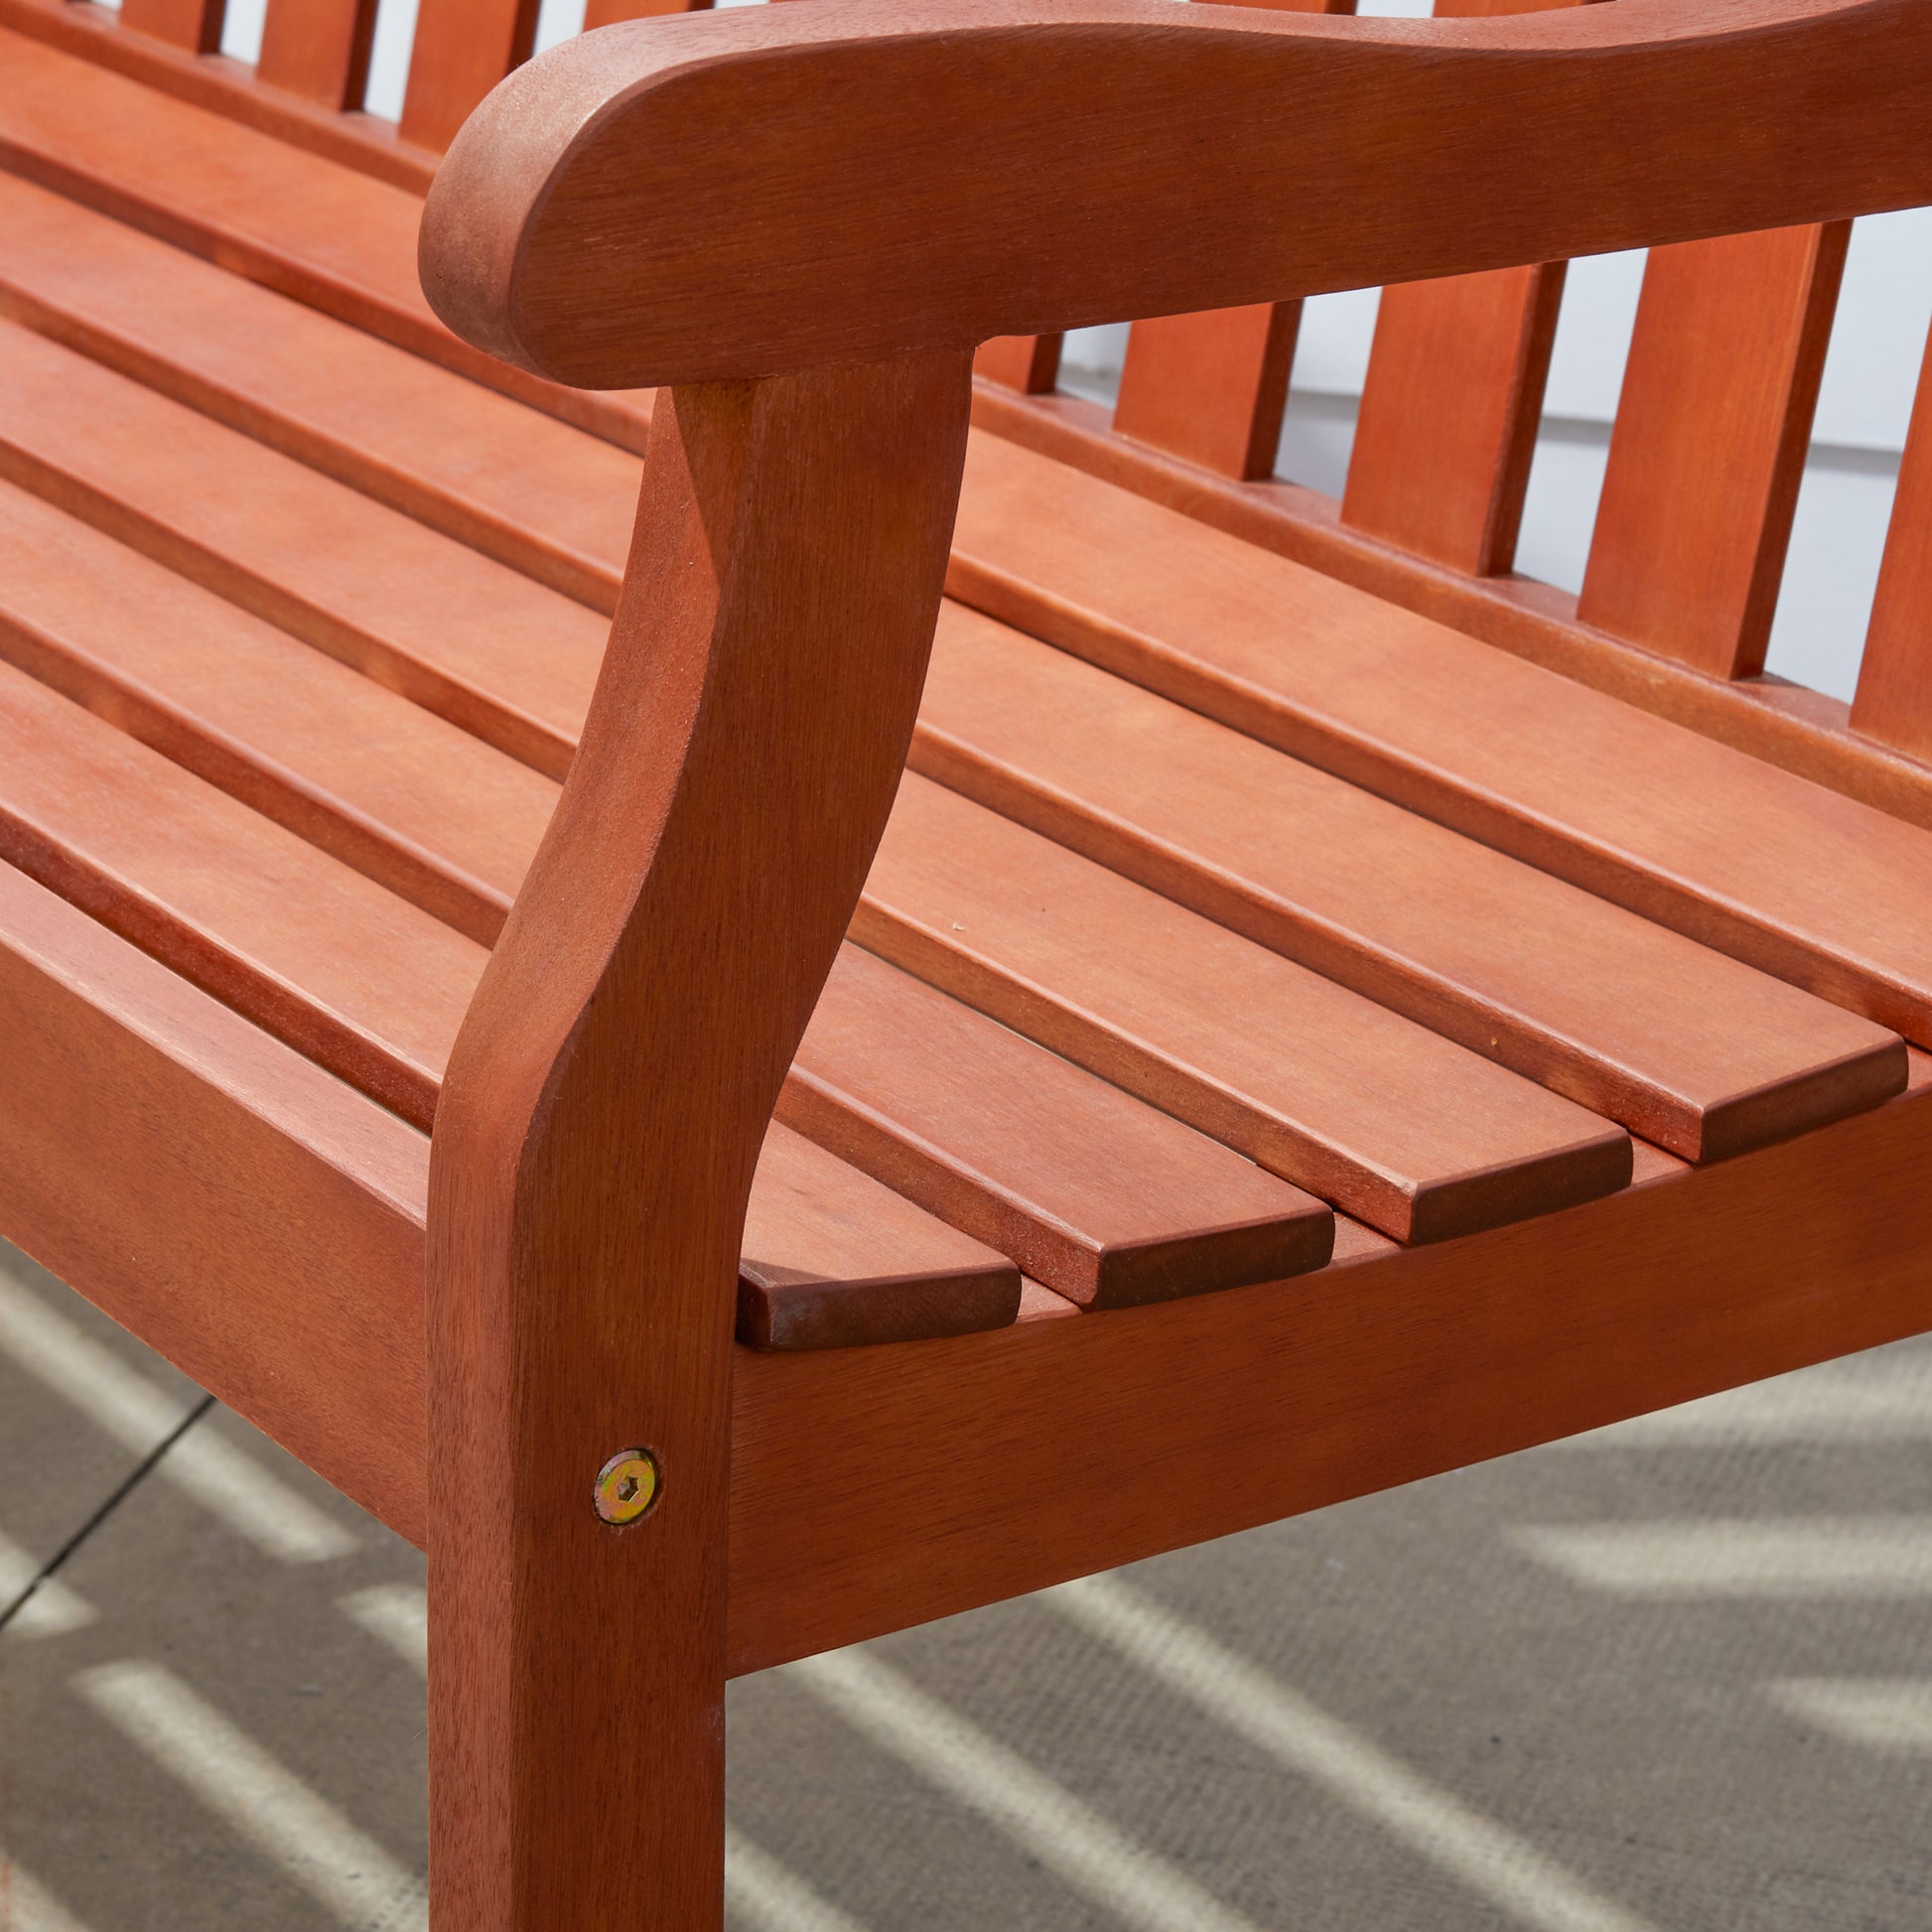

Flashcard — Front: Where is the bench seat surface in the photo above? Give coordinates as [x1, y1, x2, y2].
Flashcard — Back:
[1, 23, 1930, 1374]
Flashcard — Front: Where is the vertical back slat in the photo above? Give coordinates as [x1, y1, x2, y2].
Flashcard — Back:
[118, 0, 227, 53]
[975, 335, 1063, 395]
[1106, 0, 1352, 480]
[1113, 301, 1300, 481]
[257, 0, 378, 109]
[1341, 261, 1565, 571]
[1851, 323, 1932, 759]
[399, 0, 541, 150]
[584, 0, 712, 25]
[1337, 0, 1594, 574]
[1576, 220, 1851, 680]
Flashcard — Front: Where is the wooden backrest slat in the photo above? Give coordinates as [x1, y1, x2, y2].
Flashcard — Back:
[1851, 321, 1932, 759]
[1112, 299, 1300, 482]
[1577, 220, 1850, 679]
[399, 0, 539, 151]
[584, 0, 712, 27]
[1337, 0, 1593, 574]
[1104, 0, 1350, 481]
[1341, 259, 1565, 573]
[117, 0, 226, 54]
[974, 334, 1061, 395]
[257, 0, 377, 108]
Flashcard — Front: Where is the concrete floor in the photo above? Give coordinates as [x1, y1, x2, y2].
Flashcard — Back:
[2, 1235, 1928, 1932]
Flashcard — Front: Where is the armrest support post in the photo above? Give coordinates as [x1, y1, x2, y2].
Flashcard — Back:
[425, 349, 972, 1929]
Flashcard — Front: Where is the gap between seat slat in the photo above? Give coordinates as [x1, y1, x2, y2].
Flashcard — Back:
[0, 210, 1903, 1173]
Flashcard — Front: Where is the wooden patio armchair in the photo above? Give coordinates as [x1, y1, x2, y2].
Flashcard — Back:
[2, 0, 1930, 1920]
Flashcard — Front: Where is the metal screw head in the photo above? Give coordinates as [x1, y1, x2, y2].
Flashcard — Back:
[594, 1448, 660, 1526]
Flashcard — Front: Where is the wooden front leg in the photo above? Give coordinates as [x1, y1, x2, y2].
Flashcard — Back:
[425, 350, 973, 1931]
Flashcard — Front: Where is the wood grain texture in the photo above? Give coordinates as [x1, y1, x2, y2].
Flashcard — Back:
[741, 1123, 1022, 1349]
[586, 0, 714, 26]
[949, 433, 1932, 1044]
[914, 606, 1905, 1159]
[860, 774, 1631, 1243]
[424, 354, 969, 1929]
[1578, 221, 1850, 678]
[257, 0, 376, 108]
[0, 860, 428, 1541]
[726, 1057, 1932, 1670]
[1852, 320, 1932, 760]
[784, 947, 1335, 1306]
[1113, 301, 1299, 481]
[420, 0, 1932, 388]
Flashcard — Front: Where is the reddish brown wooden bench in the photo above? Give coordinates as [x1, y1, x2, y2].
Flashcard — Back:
[3, 0, 1931, 1919]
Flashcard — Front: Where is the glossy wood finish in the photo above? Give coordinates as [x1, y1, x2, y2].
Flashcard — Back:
[1852, 321, 1932, 759]
[915, 606, 1905, 1159]
[1578, 221, 1850, 678]
[786, 947, 1335, 1306]
[741, 1124, 1022, 1350]
[257, 0, 375, 108]
[950, 434, 1932, 1043]
[421, 0, 1932, 388]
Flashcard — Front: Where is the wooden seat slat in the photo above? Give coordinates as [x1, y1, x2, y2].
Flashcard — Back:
[0, 478, 542, 943]
[0, 316, 603, 775]
[974, 335, 1062, 397]
[789, 947, 1335, 1308]
[1576, 222, 1850, 679]
[0, 500, 1338, 1309]
[1851, 321, 1932, 761]
[863, 774, 1631, 1244]
[0, 665, 1034, 1347]
[741, 1125, 1023, 1351]
[399, 0, 535, 153]
[0, 171, 635, 612]
[0, 29, 652, 451]
[951, 432, 1932, 1045]
[917, 607, 1905, 1161]
[0, 655, 476, 1124]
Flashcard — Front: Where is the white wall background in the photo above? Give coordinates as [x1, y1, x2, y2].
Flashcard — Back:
[204, 0, 1932, 701]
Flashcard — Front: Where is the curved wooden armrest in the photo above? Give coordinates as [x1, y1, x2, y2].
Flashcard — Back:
[420, 0, 1932, 390]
